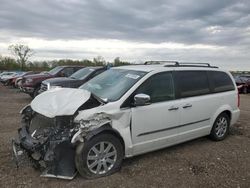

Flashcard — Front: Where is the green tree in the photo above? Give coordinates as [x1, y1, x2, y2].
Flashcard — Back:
[93, 56, 105, 66]
[113, 57, 130, 66]
[8, 44, 34, 70]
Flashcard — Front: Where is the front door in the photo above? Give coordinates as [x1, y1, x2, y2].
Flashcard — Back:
[131, 72, 181, 154]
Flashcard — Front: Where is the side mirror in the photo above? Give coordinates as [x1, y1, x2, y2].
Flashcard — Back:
[134, 94, 151, 106]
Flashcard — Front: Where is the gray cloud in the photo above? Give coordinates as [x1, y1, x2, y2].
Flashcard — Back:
[0, 0, 249, 44]
[0, 0, 250, 69]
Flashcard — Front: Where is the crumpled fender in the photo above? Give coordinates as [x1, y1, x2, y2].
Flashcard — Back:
[71, 113, 112, 144]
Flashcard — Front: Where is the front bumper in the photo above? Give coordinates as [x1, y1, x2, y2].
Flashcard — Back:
[12, 119, 77, 179]
[38, 83, 47, 94]
[20, 86, 35, 94]
[11, 138, 24, 168]
[11, 124, 42, 169]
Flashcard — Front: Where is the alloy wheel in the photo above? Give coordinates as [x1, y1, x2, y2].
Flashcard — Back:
[87, 141, 117, 175]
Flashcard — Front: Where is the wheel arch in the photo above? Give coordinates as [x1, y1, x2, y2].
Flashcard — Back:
[211, 105, 232, 131]
[85, 124, 125, 156]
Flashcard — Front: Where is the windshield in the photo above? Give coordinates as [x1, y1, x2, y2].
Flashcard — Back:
[47, 66, 63, 75]
[80, 69, 147, 102]
[70, 68, 95, 80]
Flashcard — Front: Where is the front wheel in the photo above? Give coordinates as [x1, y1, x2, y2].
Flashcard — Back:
[75, 133, 124, 179]
[209, 113, 230, 141]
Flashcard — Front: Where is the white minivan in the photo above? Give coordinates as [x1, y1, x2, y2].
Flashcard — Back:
[13, 62, 240, 179]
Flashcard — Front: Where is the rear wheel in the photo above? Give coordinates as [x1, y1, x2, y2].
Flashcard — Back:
[209, 113, 230, 141]
[75, 133, 124, 179]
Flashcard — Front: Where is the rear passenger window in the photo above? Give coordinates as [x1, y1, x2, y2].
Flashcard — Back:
[209, 71, 235, 92]
[175, 71, 210, 97]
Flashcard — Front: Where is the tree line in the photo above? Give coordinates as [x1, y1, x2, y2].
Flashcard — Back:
[0, 44, 131, 71]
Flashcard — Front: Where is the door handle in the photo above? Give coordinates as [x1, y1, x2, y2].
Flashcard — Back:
[183, 104, 192, 109]
[168, 106, 179, 111]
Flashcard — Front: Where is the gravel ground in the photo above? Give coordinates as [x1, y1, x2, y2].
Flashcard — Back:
[0, 84, 250, 188]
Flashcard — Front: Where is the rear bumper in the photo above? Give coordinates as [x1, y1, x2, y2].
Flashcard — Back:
[230, 108, 240, 126]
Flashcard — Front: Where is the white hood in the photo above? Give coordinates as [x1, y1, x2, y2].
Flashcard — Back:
[31, 88, 91, 118]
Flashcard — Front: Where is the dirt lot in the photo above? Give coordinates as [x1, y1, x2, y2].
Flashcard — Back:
[0, 84, 250, 188]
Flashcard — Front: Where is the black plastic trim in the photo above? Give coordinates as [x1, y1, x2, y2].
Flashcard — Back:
[137, 118, 210, 137]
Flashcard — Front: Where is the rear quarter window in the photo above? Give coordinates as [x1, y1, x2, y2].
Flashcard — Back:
[209, 71, 235, 92]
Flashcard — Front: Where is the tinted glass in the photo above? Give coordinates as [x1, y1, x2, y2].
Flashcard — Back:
[136, 72, 175, 103]
[209, 71, 235, 92]
[90, 69, 105, 78]
[80, 69, 147, 102]
[176, 71, 210, 97]
[47, 66, 63, 75]
[70, 68, 95, 80]
[61, 67, 75, 77]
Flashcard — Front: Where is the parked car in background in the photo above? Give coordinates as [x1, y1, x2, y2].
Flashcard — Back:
[234, 75, 250, 94]
[0, 71, 9, 77]
[20, 66, 84, 98]
[12, 62, 240, 179]
[39, 67, 107, 94]
[14, 71, 40, 88]
[0, 72, 21, 84]
[4, 71, 38, 87]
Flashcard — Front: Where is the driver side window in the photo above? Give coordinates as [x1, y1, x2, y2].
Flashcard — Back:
[136, 72, 175, 103]
[61, 68, 75, 77]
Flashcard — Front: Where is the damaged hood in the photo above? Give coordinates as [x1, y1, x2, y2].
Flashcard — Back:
[31, 88, 91, 118]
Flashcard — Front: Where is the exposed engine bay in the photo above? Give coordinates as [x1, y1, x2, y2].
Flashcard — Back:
[12, 93, 104, 179]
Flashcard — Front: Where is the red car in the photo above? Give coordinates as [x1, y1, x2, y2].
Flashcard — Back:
[5, 71, 39, 87]
[234, 75, 250, 94]
[20, 66, 84, 98]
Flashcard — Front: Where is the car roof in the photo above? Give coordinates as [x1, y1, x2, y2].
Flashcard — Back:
[58, 65, 85, 68]
[113, 64, 222, 73]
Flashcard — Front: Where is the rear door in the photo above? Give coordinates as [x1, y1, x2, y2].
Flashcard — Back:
[174, 71, 218, 138]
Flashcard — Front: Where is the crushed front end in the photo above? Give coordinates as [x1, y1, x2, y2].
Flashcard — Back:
[12, 105, 78, 179]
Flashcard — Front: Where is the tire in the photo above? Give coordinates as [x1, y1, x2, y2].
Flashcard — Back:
[209, 113, 230, 141]
[75, 133, 124, 179]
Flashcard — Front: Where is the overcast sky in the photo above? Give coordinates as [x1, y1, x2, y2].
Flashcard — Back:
[0, 0, 249, 70]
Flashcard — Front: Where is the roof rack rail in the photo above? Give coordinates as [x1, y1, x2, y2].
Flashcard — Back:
[164, 62, 218, 68]
[144, 61, 179, 65]
[144, 61, 218, 68]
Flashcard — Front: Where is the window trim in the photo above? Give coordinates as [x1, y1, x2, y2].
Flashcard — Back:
[120, 71, 176, 108]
